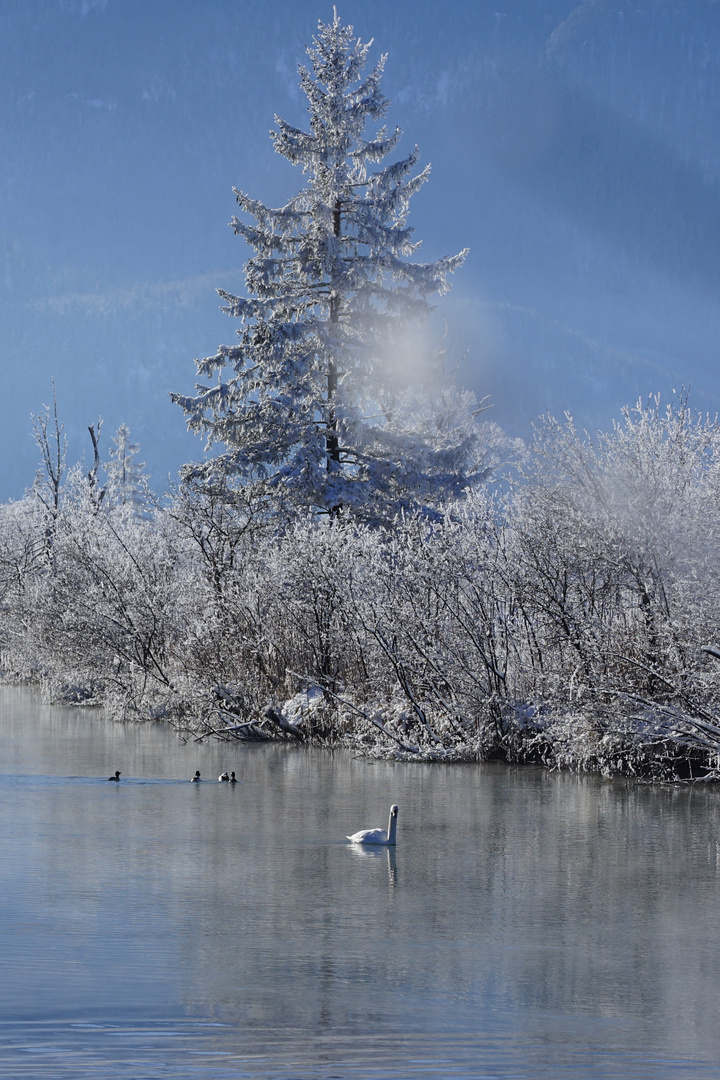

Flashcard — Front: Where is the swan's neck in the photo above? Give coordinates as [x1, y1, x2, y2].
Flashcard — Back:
[387, 810, 398, 845]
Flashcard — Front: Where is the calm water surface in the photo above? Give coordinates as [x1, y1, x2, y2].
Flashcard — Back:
[0, 686, 718, 1078]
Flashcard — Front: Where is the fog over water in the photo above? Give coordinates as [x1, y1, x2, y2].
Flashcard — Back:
[2, 1, 720, 498]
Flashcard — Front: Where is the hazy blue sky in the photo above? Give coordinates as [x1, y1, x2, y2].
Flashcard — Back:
[2, 1, 720, 498]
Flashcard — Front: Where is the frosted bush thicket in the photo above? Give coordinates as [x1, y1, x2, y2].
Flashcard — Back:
[2, 397, 720, 779]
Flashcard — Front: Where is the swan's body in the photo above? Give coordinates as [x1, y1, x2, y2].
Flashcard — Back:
[191, 770, 202, 782]
[218, 772, 229, 782]
[347, 804, 398, 846]
[107, 770, 121, 781]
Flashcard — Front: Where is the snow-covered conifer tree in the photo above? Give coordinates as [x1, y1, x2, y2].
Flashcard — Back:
[104, 423, 149, 509]
[173, 11, 481, 520]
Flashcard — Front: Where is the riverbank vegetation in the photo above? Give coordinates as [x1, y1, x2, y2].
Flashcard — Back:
[4, 14, 720, 781]
[1, 395, 720, 781]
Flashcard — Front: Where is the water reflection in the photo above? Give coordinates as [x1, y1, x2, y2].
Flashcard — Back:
[0, 687, 718, 1078]
[347, 842, 398, 887]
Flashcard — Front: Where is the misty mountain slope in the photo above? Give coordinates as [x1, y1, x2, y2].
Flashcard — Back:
[0, 0, 719, 497]
[435, 0, 720, 432]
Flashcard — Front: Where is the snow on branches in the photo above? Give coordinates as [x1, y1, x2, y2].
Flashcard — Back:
[172, 11, 479, 521]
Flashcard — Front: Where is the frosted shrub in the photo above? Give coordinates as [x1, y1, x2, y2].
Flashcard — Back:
[17, 493, 194, 714]
[506, 397, 720, 776]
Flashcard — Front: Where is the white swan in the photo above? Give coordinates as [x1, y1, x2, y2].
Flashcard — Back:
[347, 804, 398, 846]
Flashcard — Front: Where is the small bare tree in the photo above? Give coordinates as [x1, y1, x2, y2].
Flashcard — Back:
[31, 379, 67, 551]
[87, 420, 107, 509]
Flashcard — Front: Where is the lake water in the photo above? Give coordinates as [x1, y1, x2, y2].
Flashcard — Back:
[0, 686, 718, 1078]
